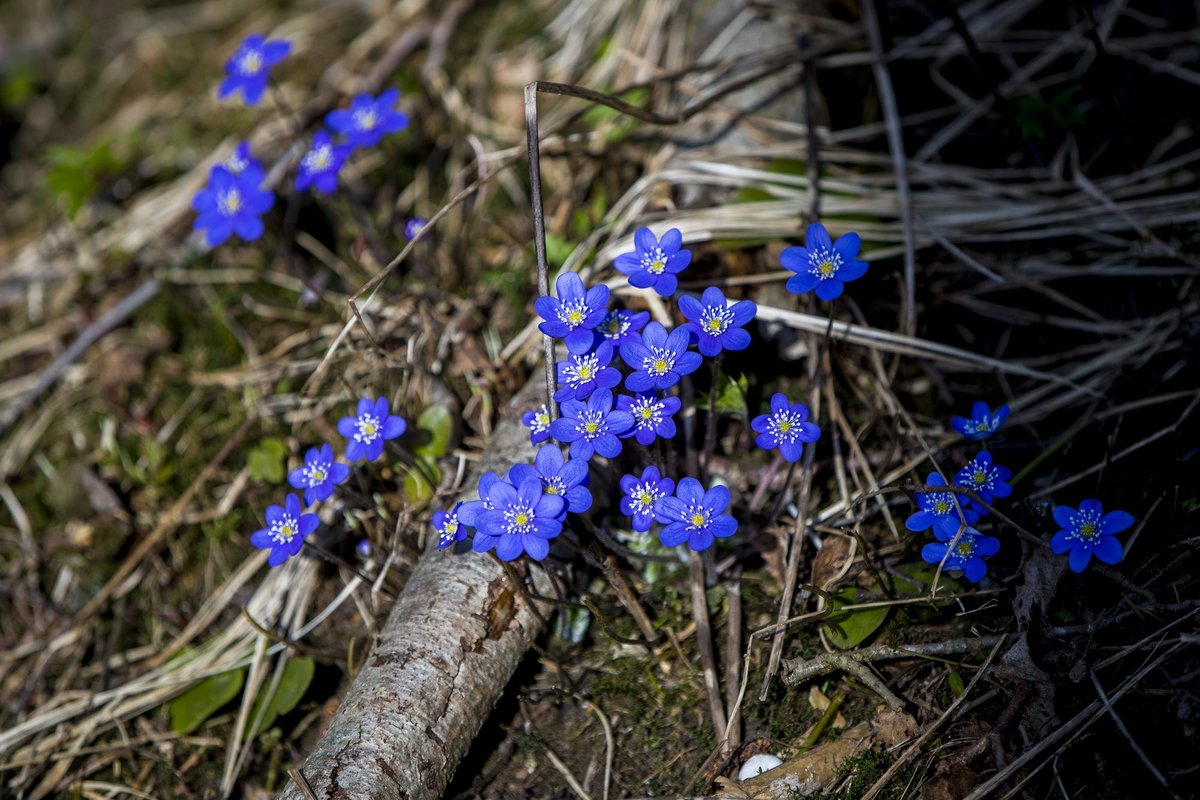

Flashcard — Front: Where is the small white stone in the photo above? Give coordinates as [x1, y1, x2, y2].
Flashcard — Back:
[738, 753, 783, 781]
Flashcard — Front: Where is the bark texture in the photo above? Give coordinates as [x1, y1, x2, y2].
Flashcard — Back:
[279, 380, 552, 800]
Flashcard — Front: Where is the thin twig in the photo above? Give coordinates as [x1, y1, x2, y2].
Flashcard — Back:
[689, 551, 728, 742]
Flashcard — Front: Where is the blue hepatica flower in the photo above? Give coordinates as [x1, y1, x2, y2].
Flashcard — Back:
[780, 223, 868, 301]
[522, 404, 552, 446]
[951, 401, 1011, 441]
[620, 322, 702, 392]
[218, 141, 264, 185]
[535, 272, 611, 355]
[191, 166, 275, 247]
[554, 339, 621, 402]
[509, 445, 592, 515]
[434, 503, 467, 551]
[751, 393, 821, 462]
[619, 466, 675, 532]
[954, 451, 1012, 504]
[614, 227, 692, 297]
[550, 389, 633, 460]
[906, 472, 980, 541]
[218, 33, 291, 106]
[250, 493, 319, 567]
[617, 391, 681, 445]
[657, 477, 737, 552]
[296, 130, 350, 195]
[475, 477, 565, 561]
[595, 307, 649, 348]
[326, 88, 409, 149]
[1051, 499, 1133, 573]
[288, 443, 351, 506]
[337, 396, 407, 462]
[679, 287, 756, 357]
[921, 528, 1000, 583]
[404, 217, 427, 240]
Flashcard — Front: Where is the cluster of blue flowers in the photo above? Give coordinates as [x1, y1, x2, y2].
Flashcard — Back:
[192, 33, 411, 248]
[250, 396, 405, 566]
[908, 400, 1135, 579]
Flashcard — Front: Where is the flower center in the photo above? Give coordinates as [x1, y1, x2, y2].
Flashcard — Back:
[1079, 522, 1097, 539]
[955, 540, 975, 557]
[972, 470, 987, 486]
[237, 50, 264, 76]
[225, 153, 248, 175]
[603, 312, 629, 338]
[218, 188, 243, 217]
[642, 248, 667, 274]
[643, 348, 675, 377]
[632, 483, 662, 514]
[584, 421, 599, 434]
[934, 499, 950, 515]
[303, 144, 332, 172]
[270, 515, 298, 544]
[303, 463, 329, 486]
[701, 305, 734, 336]
[687, 508, 710, 530]
[558, 299, 589, 329]
[354, 107, 379, 131]
[769, 410, 806, 443]
[504, 504, 535, 534]
[355, 414, 381, 443]
[578, 411, 605, 438]
[565, 353, 598, 386]
[808, 247, 843, 279]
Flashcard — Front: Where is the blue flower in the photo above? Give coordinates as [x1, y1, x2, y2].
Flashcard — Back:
[250, 493, 319, 567]
[549, 389, 634, 460]
[191, 167, 275, 247]
[554, 339, 622, 402]
[217, 141, 264, 185]
[954, 451, 1012, 504]
[656, 477, 737, 552]
[921, 529, 1000, 583]
[522, 404, 552, 445]
[1050, 499, 1132, 573]
[751, 393, 821, 462]
[619, 466, 675, 532]
[474, 477, 566, 561]
[509, 445, 592, 515]
[337, 396, 407, 462]
[218, 33, 291, 106]
[780, 223, 868, 301]
[434, 503, 467, 551]
[404, 217, 427, 239]
[534, 272, 610, 355]
[595, 307, 649, 348]
[614, 227, 692, 297]
[296, 130, 350, 195]
[287, 443, 350, 506]
[678, 287, 756, 357]
[619, 322, 702, 392]
[326, 88, 409, 149]
[616, 392, 681, 445]
[905, 472, 980, 540]
[951, 401, 1010, 441]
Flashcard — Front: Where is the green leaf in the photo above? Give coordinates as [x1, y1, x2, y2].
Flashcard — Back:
[246, 656, 315, 737]
[404, 456, 441, 507]
[823, 587, 889, 650]
[168, 668, 245, 734]
[413, 405, 454, 458]
[248, 438, 287, 484]
[946, 670, 965, 696]
[545, 233, 575, 268]
[695, 373, 748, 416]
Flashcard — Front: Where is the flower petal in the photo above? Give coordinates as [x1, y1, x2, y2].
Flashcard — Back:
[1101, 510, 1134, 534]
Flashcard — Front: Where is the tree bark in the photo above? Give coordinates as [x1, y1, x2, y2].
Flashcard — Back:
[279, 380, 552, 800]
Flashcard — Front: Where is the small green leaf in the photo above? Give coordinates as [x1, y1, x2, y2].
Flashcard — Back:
[246, 656, 315, 737]
[168, 668, 245, 734]
[248, 438, 287, 484]
[404, 456, 441, 507]
[413, 405, 454, 459]
[695, 373, 748, 416]
[946, 670, 965, 696]
[823, 587, 889, 650]
[545, 233, 575, 268]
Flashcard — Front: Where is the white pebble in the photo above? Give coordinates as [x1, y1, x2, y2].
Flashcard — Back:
[738, 753, 783, 781]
